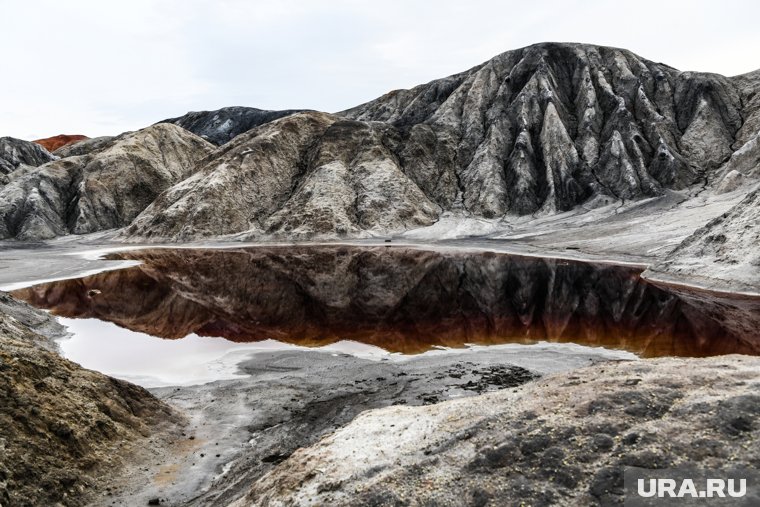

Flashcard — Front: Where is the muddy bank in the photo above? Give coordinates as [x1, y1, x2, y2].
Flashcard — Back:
[104, 345, 625, 506]
[239, 355, 760, 507]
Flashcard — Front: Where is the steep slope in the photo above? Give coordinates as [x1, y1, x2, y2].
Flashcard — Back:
[0, 124, 214, 240]
[646, 187, 760, 292]
[161, 106, 304, 145]
[0, 137, 56, 178]
[33, 134, 89, 152]
[731, 69, 760, 148]
[714, 69, 760, 192]
[124, 112, 440, 240]
[343, 42, 746, 215]
[123, 43, 757, 242]
[646, 69, 760, 291]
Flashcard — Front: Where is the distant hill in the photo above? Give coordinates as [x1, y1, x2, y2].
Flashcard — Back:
[0, 137, 55, 178]
[160, 106, 304, 145]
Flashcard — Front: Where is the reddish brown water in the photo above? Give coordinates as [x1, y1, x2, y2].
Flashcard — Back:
[13, 246, 760, 357]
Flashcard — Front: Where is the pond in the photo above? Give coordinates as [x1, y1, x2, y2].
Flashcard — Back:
[13, 245, 760, 385]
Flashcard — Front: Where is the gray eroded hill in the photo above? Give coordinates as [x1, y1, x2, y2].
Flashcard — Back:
[0, 137, 56, 181]
[124, 112, 441, 240]
[53, 135, 118, 158]
[342, 42, 749, 213]
[713, 69, 760, 193]
[653, 78, 760, 292]
[161, 106, 305, 145]
[123, 42, 759, 242]
[647, 67, 760, 293]
[0, 123, 214, 240]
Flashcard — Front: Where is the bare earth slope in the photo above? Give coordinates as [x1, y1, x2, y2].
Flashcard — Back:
[636, 70, 760, 292]
[645, 186, 760, 293]
[33, 134, 89, 152]
[124, 112, 440, 240]
[53, 135, 118, 158]
[238, 356, 760, 507]
[343, 42, 739, 214]
[0, 123, 214, 240]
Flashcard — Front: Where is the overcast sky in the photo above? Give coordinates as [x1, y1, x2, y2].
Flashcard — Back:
[3, 0, 759, 140]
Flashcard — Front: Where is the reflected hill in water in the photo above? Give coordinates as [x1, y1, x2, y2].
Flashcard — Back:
[13, 246, 760, 357]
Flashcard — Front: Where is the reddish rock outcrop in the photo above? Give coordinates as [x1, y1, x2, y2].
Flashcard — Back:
[33, 134, 89, 152]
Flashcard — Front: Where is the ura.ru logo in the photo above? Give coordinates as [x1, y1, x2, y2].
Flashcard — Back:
[637, 478, 746, 499]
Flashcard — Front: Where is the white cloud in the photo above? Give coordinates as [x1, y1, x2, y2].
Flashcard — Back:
[1, 0, 758, 139]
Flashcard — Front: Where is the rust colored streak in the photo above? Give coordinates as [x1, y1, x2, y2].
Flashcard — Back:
[33, 134, 89, 152]
[12, 246, 760, 357]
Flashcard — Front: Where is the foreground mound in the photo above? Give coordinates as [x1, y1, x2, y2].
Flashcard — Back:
[0, 293, 181, 506]
[241, 356, 760, 506]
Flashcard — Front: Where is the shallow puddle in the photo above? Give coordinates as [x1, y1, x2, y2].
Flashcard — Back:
[13, 245, 760, 384]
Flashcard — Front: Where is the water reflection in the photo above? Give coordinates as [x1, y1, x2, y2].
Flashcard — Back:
[13, 246, 760, 357]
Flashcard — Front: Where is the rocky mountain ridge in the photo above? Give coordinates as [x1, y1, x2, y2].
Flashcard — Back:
[641, 69, 760, 292]
[53, 135, 118, 157]
[124, 43, 759, 241]
[124, 111, 443, 240]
